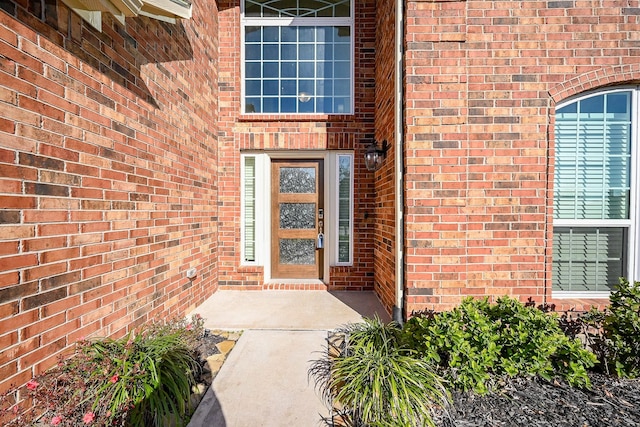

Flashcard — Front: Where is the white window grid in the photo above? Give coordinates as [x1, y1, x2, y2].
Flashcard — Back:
[241, 1, 354, 115]
[244, 0, 350, 18]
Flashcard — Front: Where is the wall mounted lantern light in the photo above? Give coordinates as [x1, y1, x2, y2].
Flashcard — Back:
[363, 139, 389, 172]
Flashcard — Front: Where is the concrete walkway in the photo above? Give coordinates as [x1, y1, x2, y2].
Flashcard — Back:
[187, 290, 390, 427]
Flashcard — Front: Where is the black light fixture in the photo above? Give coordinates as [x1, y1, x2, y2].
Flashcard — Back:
[363, 139, 389, 172]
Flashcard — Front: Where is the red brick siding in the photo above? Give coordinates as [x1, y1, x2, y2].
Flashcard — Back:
[404, 0, 640, 313]
[0, 0, 219, 393]
[3, 0, 638, 396]
[373, 0, 398, 313]
[404, 0, 468, 312]
[215, 0, 377, 291]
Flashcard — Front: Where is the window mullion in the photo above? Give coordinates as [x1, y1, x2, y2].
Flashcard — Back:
[553, 219, 633, 227]
[243, 17, 352, 26]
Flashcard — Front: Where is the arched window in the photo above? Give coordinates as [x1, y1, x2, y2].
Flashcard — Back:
[553, 88, 639, 295]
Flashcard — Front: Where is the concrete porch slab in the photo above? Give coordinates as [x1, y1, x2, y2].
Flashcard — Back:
[192, 290, 391, 331]
[187, 290, 390, 427]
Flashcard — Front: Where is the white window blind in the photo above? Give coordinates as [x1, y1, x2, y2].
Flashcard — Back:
[554, 92, 631, 221]
[553, 227, 626, 292]
[337, 154, 352, 263]
[553, 90, 634, 293]
[243, 157, 256, 262]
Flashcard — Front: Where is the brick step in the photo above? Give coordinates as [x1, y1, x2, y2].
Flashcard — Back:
[263, 279, 328, 290]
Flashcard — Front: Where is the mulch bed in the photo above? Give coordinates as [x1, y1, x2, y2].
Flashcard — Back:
[195, 329, 226, 358]
[434, 373, 640, 427]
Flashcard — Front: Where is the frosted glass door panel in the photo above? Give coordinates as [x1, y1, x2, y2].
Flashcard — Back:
[279, 167, 316, 193]
[280, 239, 316, 264]
[280, 203, 316, 229]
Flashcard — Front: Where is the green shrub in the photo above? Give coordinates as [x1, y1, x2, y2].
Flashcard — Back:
[401, 298, 499, 394]
[581, 279, 640, 378]
[309, 317, 450, 427]
[402, 297, 597, 394]
[0, 315, 204, 427]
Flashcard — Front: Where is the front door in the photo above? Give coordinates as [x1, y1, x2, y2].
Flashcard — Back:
[271, 160, 324, 279]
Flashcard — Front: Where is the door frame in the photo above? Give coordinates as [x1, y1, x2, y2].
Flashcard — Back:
[240, 150, 354, 284]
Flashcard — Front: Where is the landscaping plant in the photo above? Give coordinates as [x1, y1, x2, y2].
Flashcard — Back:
[309, 316, 450, 427]
[402, 296, 597, 394]
[0, 314, 204, 426]
[579, 279, 640, 378]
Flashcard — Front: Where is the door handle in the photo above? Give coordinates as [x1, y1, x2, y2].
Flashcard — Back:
[317, 209, 324, 249]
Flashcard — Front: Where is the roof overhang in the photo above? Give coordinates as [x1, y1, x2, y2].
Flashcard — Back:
[62, 0, 191, 30]
[141, 0, 192, 21]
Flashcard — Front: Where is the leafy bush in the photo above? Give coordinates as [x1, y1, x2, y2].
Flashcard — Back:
[402, 297, 597, 394]
[309, 317, 450, 427]
[0, 314, 204, 426]
[579, 279, 640, 378]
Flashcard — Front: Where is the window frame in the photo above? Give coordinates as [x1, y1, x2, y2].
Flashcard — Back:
[240, 0, 355, 115]
[241, 155, 256, 264]
[552, 86, 640, 297]
[241, 153, 268, 265]
[334, 153, 353, 265]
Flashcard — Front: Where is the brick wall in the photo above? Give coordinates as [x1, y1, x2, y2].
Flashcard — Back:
[373, 0, 398, 312]
[404, 0, 640, 312]
[215, 0, 378, 292]
[0, 0, 219, 394]
[4, 0, 636, 395]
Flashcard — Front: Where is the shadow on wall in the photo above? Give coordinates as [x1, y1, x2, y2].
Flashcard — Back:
[0, 0, 195, 108]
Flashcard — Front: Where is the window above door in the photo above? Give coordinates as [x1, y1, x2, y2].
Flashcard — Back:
[241, 0, 354, 115]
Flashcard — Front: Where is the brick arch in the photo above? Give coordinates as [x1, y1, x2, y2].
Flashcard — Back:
[549, 64, 640, 104]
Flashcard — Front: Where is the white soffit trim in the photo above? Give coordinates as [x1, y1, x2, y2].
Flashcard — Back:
[141, 0, 192, 20]
[77, 0, 129, 21]
[65, 0, 127, 26]
[139, 9, 177, 23]
[63, 0, 190, 31]
[112, 0, 144, 16]
[61, 0, 104, 30]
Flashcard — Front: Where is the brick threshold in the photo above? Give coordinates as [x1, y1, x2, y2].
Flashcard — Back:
[219, 279, 328, 291]
[264, 279, 327, 290]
